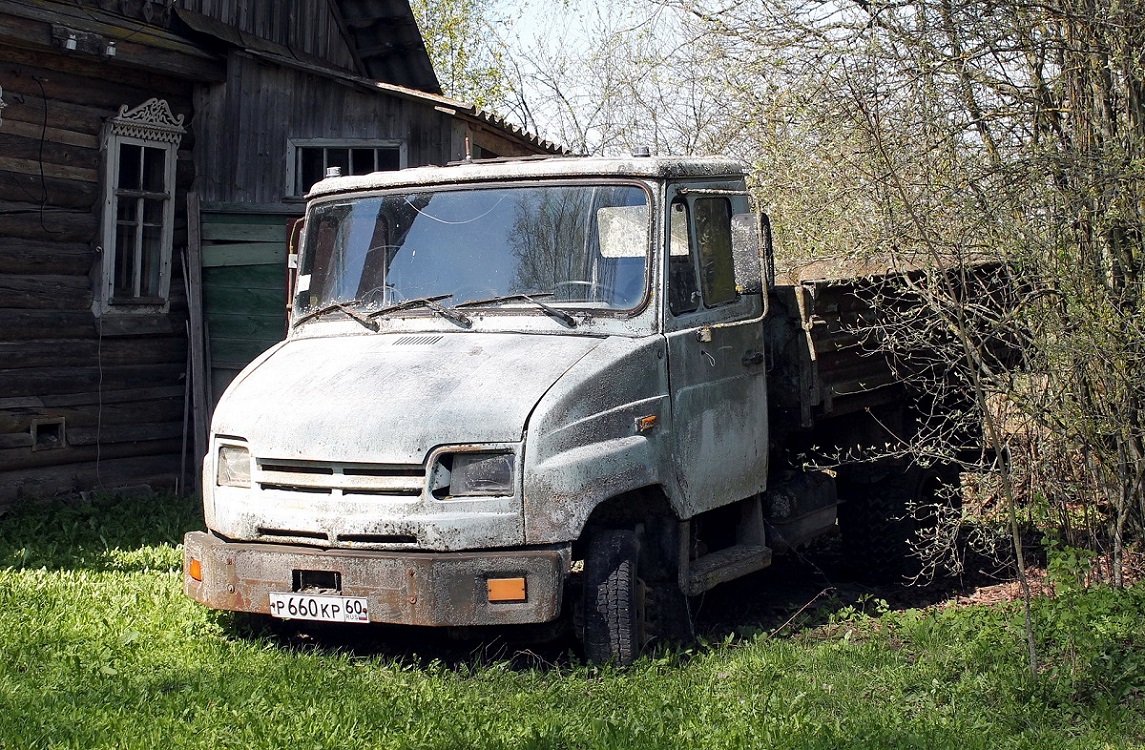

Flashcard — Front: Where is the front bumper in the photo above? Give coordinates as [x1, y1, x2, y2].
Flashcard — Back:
[183, 531, 570, 627]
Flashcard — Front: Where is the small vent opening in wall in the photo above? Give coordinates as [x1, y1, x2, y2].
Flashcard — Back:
[31, 418, 66, 451]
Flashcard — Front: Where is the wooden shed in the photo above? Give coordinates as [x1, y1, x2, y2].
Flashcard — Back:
[0, 0, 562, 507]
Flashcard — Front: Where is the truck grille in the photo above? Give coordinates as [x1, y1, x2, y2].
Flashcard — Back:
[256, 459, 424, 497]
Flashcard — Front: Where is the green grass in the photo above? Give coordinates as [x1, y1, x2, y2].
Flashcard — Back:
[0, 494, 1142, 749]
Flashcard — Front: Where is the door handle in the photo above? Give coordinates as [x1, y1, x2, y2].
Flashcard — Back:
[742, 350, 765, 367]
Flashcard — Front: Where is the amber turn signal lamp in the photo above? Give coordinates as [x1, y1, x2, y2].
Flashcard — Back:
[188, 558, 203, 582]
[486, 577, 526, 602]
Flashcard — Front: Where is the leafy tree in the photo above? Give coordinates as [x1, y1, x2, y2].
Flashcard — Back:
[508, 0, 1143, 676]
[411, 0, 511, 108]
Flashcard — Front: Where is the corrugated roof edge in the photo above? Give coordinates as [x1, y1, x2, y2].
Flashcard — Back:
[364, 80, 567, 155]
[306, 155, 746, 198]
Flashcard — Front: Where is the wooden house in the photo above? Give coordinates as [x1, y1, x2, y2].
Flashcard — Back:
[0, 0, 561, 507]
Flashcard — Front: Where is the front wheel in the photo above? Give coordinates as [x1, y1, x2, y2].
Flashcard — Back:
[581, 527, 643, 665]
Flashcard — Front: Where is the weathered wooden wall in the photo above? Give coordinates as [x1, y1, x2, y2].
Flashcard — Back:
[0, 32, 196, 505]
[192, 52, 460, 205]
[177, 0, 357, 73]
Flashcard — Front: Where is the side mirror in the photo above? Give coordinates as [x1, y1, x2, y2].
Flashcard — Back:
[732, 212, 774, 294]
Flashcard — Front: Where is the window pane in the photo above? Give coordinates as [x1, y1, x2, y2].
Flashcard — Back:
[114, 212, 137, 298]
[300, 148, 323, 194]
[141, 223, 163, 296]
[695, 198, 736, 307]
[116, 198, 138, 224]
[668, 201, 699, 315]
[140, 199, 165, 295]
[327, 148, 350, 176]
[118, 144, 142, 191]
[142, 197, 164, 226]
[142, 147, 166, 192]
[350, 148, 375, 175]
[377, 148, 401, 171]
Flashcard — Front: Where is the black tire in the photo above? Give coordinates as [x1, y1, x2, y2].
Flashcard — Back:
[581, 527, 642, 665]
[838, 465, 960, 582]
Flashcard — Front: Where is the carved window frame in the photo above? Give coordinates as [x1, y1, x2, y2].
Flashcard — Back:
[98, 97, 184, 313]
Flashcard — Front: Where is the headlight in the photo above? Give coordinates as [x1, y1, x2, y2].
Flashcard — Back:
[443, 452, 514, 497]
[217, 444, 252, 488]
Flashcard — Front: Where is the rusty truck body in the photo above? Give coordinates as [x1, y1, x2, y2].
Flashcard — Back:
[183, 155, 971, 663]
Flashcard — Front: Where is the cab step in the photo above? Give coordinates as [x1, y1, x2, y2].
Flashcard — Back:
[683, 543, 772, 596]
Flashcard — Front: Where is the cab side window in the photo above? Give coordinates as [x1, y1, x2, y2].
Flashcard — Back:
[694, 197, 737, 306]
[668, 201, 700, 315]
[668, 196, 736, 316]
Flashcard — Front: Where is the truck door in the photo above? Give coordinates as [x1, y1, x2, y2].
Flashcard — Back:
[664, 187, 769, 515]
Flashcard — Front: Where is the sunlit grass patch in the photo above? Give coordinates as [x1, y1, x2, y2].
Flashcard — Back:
[0, 493, 1141, 749]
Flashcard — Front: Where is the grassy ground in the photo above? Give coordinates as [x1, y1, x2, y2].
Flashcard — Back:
[0, 493, 1142, 750]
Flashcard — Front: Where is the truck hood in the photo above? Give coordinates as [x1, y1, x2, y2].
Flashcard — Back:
[212, 332, 604, 464]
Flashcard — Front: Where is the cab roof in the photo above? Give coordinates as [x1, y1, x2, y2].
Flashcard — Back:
[306, 155, 746, 198]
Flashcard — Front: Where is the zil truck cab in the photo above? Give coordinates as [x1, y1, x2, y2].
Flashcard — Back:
[183, 155, 863, 664]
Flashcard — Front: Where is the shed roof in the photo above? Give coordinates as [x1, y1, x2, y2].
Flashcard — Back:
[333, 0, 440, 94]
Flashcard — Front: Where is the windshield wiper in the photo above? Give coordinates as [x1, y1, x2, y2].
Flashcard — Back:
[455, 293, 578, 327]
[366, 294, 472, 328]
[293, 301, 379, 331]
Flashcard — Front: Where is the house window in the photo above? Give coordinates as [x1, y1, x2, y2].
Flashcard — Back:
[100, 98, 184, 310]
[288, 140, 405, 196]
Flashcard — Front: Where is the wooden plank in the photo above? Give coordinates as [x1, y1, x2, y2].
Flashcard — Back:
[0, 118, 99, 149]
[97, 314, 183, 338]
[0, 169, 98, 211]
[0, 437, 184, 478]
[0, 200, 97, 242]
[0, 274, 93, 310]
[201, 201, 303, 215]
[42, 385, 185, 408]
[0, 84, 107, 137]
[203, 312, 285, 341]
[203, 283, 284, 310]
[0, 397, 43, 409]
[0, 309, 94, 339]
[1, 397, 183, 433]
[0, 336, 186, 369]
[0, 433, 34, 450]
[202, 241, 286, 267]
[0, 156, 98, 185]
[0, 363, 185, 399]
[201, 222, 288, 242]
[185, 191, 210, 494]
[0, 133, 99, 170]
[0, 239, 94, 275]
[202, 211, 293, 225]
[209, 337, 279, 369]
[202, 263, 286, 290]
[67, 421, 185, 446]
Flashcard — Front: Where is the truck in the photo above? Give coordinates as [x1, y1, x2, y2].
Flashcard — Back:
[183, 154, 979, 664]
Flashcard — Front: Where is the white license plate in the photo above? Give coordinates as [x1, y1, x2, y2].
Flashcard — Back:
[268, 592, 369, 623]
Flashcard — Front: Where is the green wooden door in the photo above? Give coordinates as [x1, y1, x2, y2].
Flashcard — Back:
[200, 212, 295, 402]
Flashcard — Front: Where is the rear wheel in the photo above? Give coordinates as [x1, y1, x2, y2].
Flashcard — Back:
[838, 464, 961, 582]
[581, 527, 642, 665]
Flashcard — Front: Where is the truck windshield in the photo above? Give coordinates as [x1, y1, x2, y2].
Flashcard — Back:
[294, 183, 650, 320]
